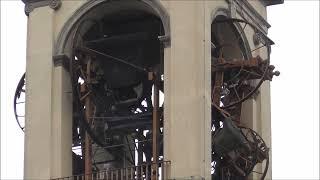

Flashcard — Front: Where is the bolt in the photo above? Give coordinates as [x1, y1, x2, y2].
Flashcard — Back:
[273, 71, 280, 76]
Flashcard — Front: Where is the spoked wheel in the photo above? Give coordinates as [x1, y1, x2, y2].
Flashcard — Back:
[14, 73, 26, 132]
[239, 126, 269, 179]
[211, 18, 278, 110]
[211, 120, 269, 180]
[213, 56, 271, 109]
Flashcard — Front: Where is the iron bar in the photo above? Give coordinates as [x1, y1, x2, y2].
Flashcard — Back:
[212, 62, 225, 106]
[88, 112, 152, 121]
[84, 32, 153, 45]
[77, 46, 147, 73]
[251, 44, 267, 53]
[152, 72, 160, 180]
[72, 139, 153, 150]
[84, 58, 93, 180]
[137, 129, 143, 178]
[125, 136, 135, 164]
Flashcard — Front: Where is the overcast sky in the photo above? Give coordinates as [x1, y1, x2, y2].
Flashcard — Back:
[267, 1, 319, 179]
[1, 1, 319, 179]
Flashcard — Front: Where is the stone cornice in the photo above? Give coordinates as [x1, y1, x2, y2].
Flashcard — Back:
[261, 0, 284, 6]
[228, 0, 271, 35]
[22, 0, 61, 16]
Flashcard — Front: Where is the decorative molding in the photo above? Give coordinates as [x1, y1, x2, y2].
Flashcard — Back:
[229, 1, 237, 18]
[53, 54, 70, 71]
[253, 31, 275, 46]
[227, 0, 270, 35]
[49, 0, 61, 10]
[24, 0, 61, 16]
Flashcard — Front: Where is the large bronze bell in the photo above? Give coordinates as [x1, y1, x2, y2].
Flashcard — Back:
[212, 117, 249, 156]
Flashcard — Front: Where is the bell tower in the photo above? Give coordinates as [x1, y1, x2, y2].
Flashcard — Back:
[20, 0, 282, 179]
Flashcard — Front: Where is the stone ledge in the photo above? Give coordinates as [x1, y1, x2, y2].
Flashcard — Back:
[22, 0, 61, 16]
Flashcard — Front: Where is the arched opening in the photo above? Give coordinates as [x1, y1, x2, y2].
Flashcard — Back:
[55, 0, 169, 177]
[210, 14, 274, 179]
[211, 14, 250, 129]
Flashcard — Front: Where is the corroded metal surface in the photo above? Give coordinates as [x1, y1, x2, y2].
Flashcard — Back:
[211, 17, 279, 180]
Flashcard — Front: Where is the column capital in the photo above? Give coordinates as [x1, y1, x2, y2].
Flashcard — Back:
[53, 54, 70, 71]
[22, 0, 61, 16]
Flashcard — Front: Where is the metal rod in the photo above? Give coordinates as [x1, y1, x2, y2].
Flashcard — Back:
[130, 167, 134, 179]
[72, 139, 153, 150]
[146, 163, 149, 180]
[84, 58, 93, 180]
[78, 46, 147, 73]
[88, 112, 152, 119]
[126, 168, 129, 180]
[251, 44, 267, 53]
[141, 164, 144, 179]
[125, 136, 135, 163]
[137, 130, 143, 178]
[212, 57, 227, 130]
[152, 72, 160, 180]
[88, 112, 152, 122]
[212, 71, 224, 105]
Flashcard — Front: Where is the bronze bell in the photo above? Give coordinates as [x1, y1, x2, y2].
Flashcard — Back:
[212, 117, 249, 156]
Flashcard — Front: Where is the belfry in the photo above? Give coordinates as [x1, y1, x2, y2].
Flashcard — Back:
[17, 0, 282, 179]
